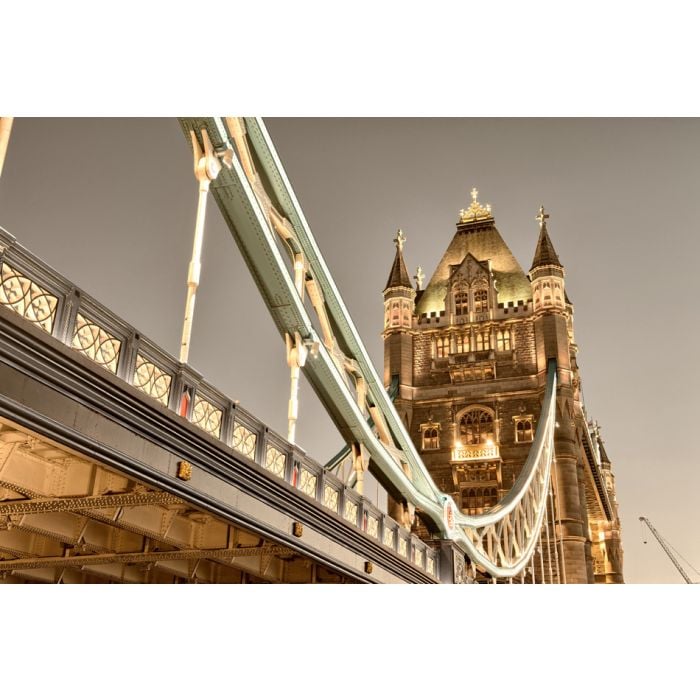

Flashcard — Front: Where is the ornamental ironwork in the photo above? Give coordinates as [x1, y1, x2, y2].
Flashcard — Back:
[265, 445, 286, 478]
[71, 313, 121, 373]
[452, 443, 499, 462]
[232, 422, 257, 459]
[0, 262, 58, 333]
[191, 395, 222, 438]
[367, 515, 379, 539]
[133, 354, 171, 406]
[298, 469, 317, 497]
[323, 485, 339, 513]
[383, 527, 394, 549]
[343, 499, 358, 525]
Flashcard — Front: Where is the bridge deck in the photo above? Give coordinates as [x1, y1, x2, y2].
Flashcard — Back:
[0, 227, 444, 583]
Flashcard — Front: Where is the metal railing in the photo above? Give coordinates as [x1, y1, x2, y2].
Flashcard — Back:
[0, 226, 439, 579]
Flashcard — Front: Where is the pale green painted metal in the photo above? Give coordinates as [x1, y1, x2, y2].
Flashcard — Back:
[178, 118, 557, 577]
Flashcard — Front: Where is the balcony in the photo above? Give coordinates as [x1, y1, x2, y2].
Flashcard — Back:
[451, 441, 500, 462]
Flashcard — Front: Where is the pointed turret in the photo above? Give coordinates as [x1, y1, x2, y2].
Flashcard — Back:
[530, 206, 566, 314]
[384, 229, 412, 291]
[531, 207, 562, 269]
[382, 229, 415, 397]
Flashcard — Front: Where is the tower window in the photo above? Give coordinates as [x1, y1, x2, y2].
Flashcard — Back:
[391, 301, 400, 325]
[474, 288, 489, 313]
[455, 332, 470, 354]
[435, 336, 449, 358]
[459, 409, 495, 445]
[513, 415, 534, 443]
[422, 427, 439, 450]
[455, 291, 469, 316]
[476, 331, 491, 351]
[496, 329, 511, 351]
[461, 486, 499, 514]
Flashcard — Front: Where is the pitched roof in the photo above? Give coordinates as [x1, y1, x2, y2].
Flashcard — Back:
[530, 222, 562, 269]
[415, 220, 532, 315]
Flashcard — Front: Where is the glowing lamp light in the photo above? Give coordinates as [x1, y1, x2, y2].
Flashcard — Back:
[455, 440, 463, 449]
[486, 438, 494, 447]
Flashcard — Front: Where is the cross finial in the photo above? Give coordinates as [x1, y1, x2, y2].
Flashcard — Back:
[536, 205, 549, 229]
[471, 187, 479, 203]
[394, 228, 406, 252]
[414, 265, 425, 290]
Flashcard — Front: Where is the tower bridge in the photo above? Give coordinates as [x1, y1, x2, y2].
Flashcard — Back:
[0, 117, 623, 583]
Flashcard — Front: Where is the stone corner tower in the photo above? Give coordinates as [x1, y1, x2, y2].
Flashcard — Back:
[382, 229, 416, 429]
[380, 192, 623, 583]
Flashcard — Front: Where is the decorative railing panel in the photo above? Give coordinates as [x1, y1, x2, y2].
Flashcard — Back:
[323, 484, 339, 513]
[298, 468, 317, 498]
[367, 515, 379, 539]
[190, 394, 223, 439]
[133, 354, 171, 406]
[265, 445, 287, 478]
[71, 313, 121, 373]
[0, 262, 58, 333]
[232, 421, 257, 460]
[343, 499, 358, 526]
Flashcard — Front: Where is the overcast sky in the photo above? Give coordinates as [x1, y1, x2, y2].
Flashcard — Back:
[1, 118, 698, 583]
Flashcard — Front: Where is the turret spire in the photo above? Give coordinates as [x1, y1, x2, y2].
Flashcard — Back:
[384, 229, 412, 290]
[530, 205, 562, 270]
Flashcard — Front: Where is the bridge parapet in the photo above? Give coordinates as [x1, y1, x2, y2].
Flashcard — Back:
[0, 227, 440, 580]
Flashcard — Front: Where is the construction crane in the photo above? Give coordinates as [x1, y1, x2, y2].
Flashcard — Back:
[639, 516, 696, 584]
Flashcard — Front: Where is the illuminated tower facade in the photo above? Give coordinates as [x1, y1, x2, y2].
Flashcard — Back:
[382, 190, 623, 583]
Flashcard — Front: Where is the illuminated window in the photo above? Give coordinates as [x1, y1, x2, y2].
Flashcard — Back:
[461, 487, 499, 514]
[496, 329, 511, 351]
[422, 427, 439, 450]
[514, 415, 534, 443]
[476, 331, 491, 351]
[516, 419, 533, 443]
[474, 288, 489, 313]
[435, 336, 449, 358]
[459, 409, 495, 445]
[455, 332, 470, 354]
[455, 291, 469, 316]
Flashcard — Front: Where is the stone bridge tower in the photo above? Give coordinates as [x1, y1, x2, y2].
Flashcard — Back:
[382, 190, 623, 583]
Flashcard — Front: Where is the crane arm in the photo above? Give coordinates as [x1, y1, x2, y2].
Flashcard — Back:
[639, 516, 694, 584]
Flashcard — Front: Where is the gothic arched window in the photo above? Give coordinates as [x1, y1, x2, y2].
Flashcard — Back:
[516, 419, 533, 443]
[455, 291, 469, 316]
[423, 428, 439, 450]
[476, 331, 491, 351]
[459, 409, 495, 445]
[455, 332, 470, 354]
[496, 329, 511, 351]
[435, 335, 449, 358]
[474, 288, 489, 313]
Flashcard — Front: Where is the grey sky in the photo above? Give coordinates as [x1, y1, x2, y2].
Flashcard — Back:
[1, 118, 698, 583]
